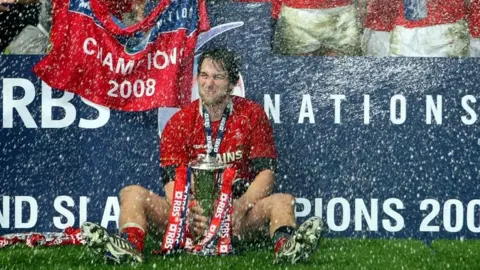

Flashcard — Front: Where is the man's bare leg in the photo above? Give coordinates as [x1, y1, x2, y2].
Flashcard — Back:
[118, 185, 170, 251]
[237, 193, 323, 264]
[81, 185, 172, 263]
[119, 185, 170, 231]
[238, 193, 296, 238]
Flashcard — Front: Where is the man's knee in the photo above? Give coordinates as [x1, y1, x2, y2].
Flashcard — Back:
[271, 193, 295, 206]
[120, 185, 148, 201]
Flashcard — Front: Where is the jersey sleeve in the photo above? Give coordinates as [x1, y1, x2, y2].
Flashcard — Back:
[249, 105, 277, 160]
[198, 0, 210, 33]
[364, 0, 399, 31]
[470, 0, 480, 37]
[160, 111, 191, 184]
[271, 0, 282, 20]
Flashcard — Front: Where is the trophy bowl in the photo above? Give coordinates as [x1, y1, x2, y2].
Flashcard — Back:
[189, 155, 226, 221]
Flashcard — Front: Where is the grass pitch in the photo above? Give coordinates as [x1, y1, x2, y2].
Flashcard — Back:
[1, 238, 479, 270]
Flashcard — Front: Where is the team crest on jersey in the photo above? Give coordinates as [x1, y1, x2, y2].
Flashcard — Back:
[233, 131, 244, 141]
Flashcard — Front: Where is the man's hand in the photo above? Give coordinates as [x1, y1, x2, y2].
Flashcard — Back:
[188, 202, 209, 239]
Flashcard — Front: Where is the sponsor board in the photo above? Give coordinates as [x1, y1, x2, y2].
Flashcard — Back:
[1, 4, 480, 239]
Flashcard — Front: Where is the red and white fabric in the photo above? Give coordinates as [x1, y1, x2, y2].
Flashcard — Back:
[34, 0, 210, 111]
[390, 0, 468, 57]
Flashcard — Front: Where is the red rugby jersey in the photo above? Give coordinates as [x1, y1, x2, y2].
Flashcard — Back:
[271, 0, 352, 19]
[160, 96, 277, 183]
[395, 0, 467, 28]
[233, 0, 351, 19]
[470, 0, 480, 37]
[34, 0, 209, 111]
[364, 0, 399, 31]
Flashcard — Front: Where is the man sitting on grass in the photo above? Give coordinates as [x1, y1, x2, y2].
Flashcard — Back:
[81, 48, 323, 264]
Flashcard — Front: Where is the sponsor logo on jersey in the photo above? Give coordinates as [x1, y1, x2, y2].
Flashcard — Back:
[197, 150, 243, 164]
[193, 144, 206, 149]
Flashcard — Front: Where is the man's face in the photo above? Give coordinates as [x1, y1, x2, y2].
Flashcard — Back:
[197, 58, 234, 107]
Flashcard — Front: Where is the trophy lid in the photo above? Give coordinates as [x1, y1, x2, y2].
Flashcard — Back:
[190, 155, 226, 171]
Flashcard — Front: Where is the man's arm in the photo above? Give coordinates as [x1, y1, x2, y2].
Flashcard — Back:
[160, 109, 191, 202]
[232, 104, 278, 222]
[231, 166, 275, 235]
[234, 169, 275, 214]
[164, 181, 174, 206]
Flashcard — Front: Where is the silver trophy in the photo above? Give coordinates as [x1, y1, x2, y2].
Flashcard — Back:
[189, 154, 226, 219]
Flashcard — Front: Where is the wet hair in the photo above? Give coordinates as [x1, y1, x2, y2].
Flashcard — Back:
[197, 48, 241, 86]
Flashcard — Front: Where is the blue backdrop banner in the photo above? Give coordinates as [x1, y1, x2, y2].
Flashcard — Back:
[1, 3, 480, 240]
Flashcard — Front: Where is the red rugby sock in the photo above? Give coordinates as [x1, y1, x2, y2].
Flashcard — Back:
[121, 226, 146, 252]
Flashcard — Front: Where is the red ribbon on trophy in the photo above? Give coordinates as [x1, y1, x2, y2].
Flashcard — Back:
[161, 165, 236, 255]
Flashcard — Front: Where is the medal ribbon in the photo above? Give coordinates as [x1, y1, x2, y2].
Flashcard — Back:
[203, 101, 231, 157]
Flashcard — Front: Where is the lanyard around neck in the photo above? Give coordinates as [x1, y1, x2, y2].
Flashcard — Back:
[202, 102, 231, 157]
